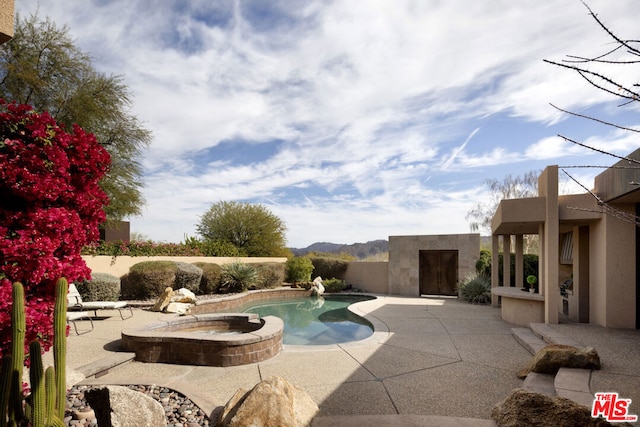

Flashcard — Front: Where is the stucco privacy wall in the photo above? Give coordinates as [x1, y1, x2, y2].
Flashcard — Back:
[388, 234, 480, 296]
[83, 256, 288, 278]
[0, 0, 13, 44]
[343, 262, 389, 294]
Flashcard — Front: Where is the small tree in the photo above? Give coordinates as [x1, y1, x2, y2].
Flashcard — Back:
[196, 201, 288, 257]
[0, 101, 109, 359]
[0, 14, 150, 221]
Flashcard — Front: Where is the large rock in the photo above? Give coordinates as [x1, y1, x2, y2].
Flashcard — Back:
[171, 287, 197, 303]
[175, 262, 203, 293]
[518, 344, 600, 378]
[217, 376, 319, 427]
[311, 276, 325, 297]
[165, 301, 191, 315]
[492, 388, 631, 427]
[85, 385, 167, 427]
[152, 287, 174, 312]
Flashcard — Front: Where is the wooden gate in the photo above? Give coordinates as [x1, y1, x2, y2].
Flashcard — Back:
[419, 250, 458, 296]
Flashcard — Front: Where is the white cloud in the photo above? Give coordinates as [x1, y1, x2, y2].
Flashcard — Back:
[14, 0, 640, 246]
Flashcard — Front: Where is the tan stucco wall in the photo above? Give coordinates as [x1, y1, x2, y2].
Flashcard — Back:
[0, 0, 13, 44]
[589, 205, 637, 328]
[388, 234, 480, 297]
[82, 255, 287, 279]
[343, 262, 389, 294]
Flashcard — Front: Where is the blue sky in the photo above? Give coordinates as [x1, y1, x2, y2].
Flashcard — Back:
[16, 0, 640, 247]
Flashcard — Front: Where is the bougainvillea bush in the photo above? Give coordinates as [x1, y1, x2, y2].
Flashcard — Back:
[0, 100, 110, 360]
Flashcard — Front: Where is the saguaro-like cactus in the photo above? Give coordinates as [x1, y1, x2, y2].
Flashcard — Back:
[0, 279, 69, 427]
[53, 278, 68, 420]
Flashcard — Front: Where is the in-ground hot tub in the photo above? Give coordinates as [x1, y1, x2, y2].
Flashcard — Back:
[122, 313, 284, 367]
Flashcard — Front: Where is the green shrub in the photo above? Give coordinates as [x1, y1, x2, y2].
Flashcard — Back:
[199, 240, 245, 257]
[219, 262, 257, 293]
[76, 272, 121, 301]
[459, 274, 491, 304]
[174, 262, 203, 293]
[285, 256, 314, 283]
[193, 262, 223, 294]
[322, 278, 348, 293]
[476, 249, 491, 276]
[253, 263, 286, 289]
[121, 261, 177, 299]
[475, 249, 539, 286]
[309, 257, 349, 280]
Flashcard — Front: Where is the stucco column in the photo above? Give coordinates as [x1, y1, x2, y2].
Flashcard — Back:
[539, 166, 559, 324]
[492, 234, 500, 307]
[503, 234, 511, 287]
[515, 234, 524, 288]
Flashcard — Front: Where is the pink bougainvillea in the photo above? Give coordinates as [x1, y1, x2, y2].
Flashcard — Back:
[0, 100, 110, 360]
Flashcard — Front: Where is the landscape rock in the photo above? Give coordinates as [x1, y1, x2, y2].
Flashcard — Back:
[165, 301, 192, 315]
[217, 376, 319, 427]
[152, 287, 174, 312]
[518, 344, 601, 378]
[85, 385, 167, 427]
[492, 388, 631, 427]
[171, 287, 197, 303]
[175, 262, 203, 293]
[311, 276, 325, 297]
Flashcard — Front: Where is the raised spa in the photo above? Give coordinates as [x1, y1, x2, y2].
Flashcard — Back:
[121, 313, 284, 367]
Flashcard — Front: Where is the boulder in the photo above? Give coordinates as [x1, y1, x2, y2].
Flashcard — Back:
[518, 344, 600, 378]
[152, 287, 174, 312]
[310, 276, 325, 297]
[175, 262, 203, 293]
[217, 376, 319, 427]
[492, 388, 630, 427]
[165, 302, 191, 315]
[171, 287, 197, 303]
[85, 385, 167, 427]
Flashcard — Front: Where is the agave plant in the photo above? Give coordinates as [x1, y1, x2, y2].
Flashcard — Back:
[459, 274, 492, 304]
[219, 262, 258, 293]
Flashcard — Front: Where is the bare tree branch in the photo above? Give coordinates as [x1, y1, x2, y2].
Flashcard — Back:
[550, 103, 640, 133]
[557, 134, 640, 165]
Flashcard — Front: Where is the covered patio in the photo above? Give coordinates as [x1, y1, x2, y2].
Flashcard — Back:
[491, 158, 639, 329]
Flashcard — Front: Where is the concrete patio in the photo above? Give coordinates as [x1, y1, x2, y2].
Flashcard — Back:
[48, 294, 640, 426]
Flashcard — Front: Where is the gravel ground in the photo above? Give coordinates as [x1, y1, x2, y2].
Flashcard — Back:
[65, 384, 211, 427]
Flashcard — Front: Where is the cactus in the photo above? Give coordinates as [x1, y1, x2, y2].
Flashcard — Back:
[53, 278, 67, 420]
[29, 341, 45, 426]
[0, 279, 69, 427]
[8, 282, 25, 422]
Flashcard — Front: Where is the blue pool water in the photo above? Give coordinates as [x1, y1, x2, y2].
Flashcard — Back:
[238, 294, 375, 345]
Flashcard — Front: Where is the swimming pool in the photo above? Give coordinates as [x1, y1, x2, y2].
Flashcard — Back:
[235, 294, 376, 345]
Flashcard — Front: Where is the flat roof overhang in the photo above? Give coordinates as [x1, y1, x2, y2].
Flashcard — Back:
[593, 147, 640, 203]
[492, 197, 545, 235]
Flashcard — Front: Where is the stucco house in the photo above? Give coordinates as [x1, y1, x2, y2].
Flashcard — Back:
[490, 148, 640, 329]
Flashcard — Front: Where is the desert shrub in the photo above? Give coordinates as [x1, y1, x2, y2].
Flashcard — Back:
[121, 261, 177, 299]
[219, 262, 257, 293]
[476, 249, 491, 276]
[309, 257, 349, 280]
[76, 272, 121, 301]
[475, 249, 539, 286]
[198, 239, 245, 257]
[322, 278, 348, 293]
[193, 262, 223, 294]
[174, 262, 203, 293]
[253, 263, 286, 289]
[459, 274, 491, 304]
[286, 256, 314, 283]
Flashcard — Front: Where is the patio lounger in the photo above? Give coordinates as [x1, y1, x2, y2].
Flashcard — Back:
[67, 283, 133, 320]
[66, 311, 94, 335]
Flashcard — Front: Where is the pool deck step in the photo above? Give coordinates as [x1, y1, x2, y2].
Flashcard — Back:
[77, 352, 136, 379]
[513, 324, 594, 408]
[311, 415, 497, 426]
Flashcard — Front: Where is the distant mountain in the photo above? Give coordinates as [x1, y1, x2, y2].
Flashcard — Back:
[290, 239, 389, 259]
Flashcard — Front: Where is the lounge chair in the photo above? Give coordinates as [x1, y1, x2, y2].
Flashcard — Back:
[67, 283, 133, 320]
[66, 311, 94, 335]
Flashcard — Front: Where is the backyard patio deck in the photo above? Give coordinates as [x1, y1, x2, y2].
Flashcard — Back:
[45, 294, 640, 426]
